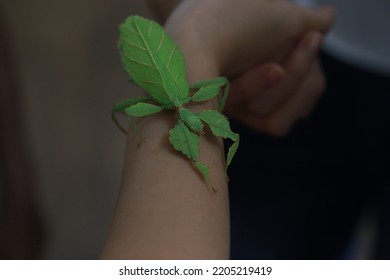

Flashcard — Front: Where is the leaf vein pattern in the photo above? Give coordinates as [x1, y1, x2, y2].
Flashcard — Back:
[122, 25, 141, 37]
[203, 116, 231, 133]
[157, 28, 164, 51]
[137, 79, 163, 86]
[134, 17, 173, 104]
[166, 44, 185, 99]
[133, 18, 158, 69]
[121, 38, 147, 51]
[123, 54, 157, 69]
[167, 44, 175, 68]
[184, 126, 196, 159]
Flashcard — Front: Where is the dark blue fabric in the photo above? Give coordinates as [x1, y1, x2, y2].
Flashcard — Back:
[227, 52, 390, 259]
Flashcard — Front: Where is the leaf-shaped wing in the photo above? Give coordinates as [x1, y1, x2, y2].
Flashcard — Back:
[198, 110, 239, 170]
[112, 97, 152, 135]
[113, 97, 151, 114]
[226, 139, 239, 169]
[191, 77, 229, 111]
[169, 120, 199, 161]
[191, 77, 227, 89]
[170, 120, 214, 190]
[193, 160, 216, 193]
[198, 110, 239, 141]
[191, 85, 220, 102]
[124, 102, 162, 117]
[193, 160, 210, 182]
[119, 16, 189, 107]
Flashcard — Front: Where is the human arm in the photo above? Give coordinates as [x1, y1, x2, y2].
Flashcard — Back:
[101, 116, 230, 259]
[101, 42, 229, 259]
[225, 32, 326, 136]
[101, 0, 334, 259]
[147, 0, 335, 136]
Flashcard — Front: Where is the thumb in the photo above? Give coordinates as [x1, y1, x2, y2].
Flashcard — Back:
[300, 5, 336, 33]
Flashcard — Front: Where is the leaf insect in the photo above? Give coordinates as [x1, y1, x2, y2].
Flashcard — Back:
[112, 15, 239, 192]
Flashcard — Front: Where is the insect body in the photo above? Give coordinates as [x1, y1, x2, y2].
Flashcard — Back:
[112, 15, 239, 190]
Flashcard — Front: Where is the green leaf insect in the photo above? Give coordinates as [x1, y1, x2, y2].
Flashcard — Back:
[112, 15, 239, 192]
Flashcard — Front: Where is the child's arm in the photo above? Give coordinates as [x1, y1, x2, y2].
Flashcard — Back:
[147, 0, 335, 136]
[101, 32, 229, 259]
[101, 0, 334, 259]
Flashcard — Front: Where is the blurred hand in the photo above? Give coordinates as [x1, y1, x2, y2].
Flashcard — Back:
[163, 0, 334, 135]
[225, 32, 326, 136]
[165, 0, 334, 76]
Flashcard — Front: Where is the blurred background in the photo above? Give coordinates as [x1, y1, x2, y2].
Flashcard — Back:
[0, 0, 383, 260]
[0, 0, 151, 259]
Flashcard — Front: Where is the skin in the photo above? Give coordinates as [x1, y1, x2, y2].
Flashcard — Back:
[102, 66, 228, 260]
[113, 16, 238, 188]
[101, 0, 334, 259]
[225, 32, 326, 136]
[148, 0, 335, 136]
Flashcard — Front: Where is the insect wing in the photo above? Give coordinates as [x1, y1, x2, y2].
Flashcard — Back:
[198, 110, 239, 141]
[193, 160, 216, 192]
[124, 102, 162, 117]
[193, 161, 210, 182]
[191, 85, 220, 102]
[169, 120, 199, 161]
[112, 97, 152, 135]
[226, 139, 239, 169]
[198, 110, 239, 169]
[113, 97, 151, 114]
[191, 77, 229, 111]
[119, 16, 189, 106]
[191, 77, 227, 89]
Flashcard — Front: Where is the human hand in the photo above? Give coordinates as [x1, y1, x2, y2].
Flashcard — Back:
[225, 32, 326, 136]
[163, 0, 334, 134]
[164, 0, 334, 77]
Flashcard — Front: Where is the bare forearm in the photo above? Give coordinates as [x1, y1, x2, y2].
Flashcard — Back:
[101, 42, 229, 259]
[102, 0, 334, 259]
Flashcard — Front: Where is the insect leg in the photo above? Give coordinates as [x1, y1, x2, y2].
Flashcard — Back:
[190, 77, 230, 112]
[112, 97, 152, 134]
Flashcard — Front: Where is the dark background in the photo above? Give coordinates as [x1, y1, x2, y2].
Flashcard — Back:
[0, 1, 381, 260]
[1, 1, 150, 259]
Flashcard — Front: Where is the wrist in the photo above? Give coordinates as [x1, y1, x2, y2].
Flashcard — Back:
[164, 22, 223, 112]
[164, 17, 220, 85]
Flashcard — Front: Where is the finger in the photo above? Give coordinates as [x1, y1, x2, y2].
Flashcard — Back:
[256, 59, 325, 137]
[281, 3, 336, 35]
[300, 6, 336, 33]
[297, 60, 325, 118]
[248, 32, 323, 115]
[225, 63, 284, 112]
[229, 63, 284, 103]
